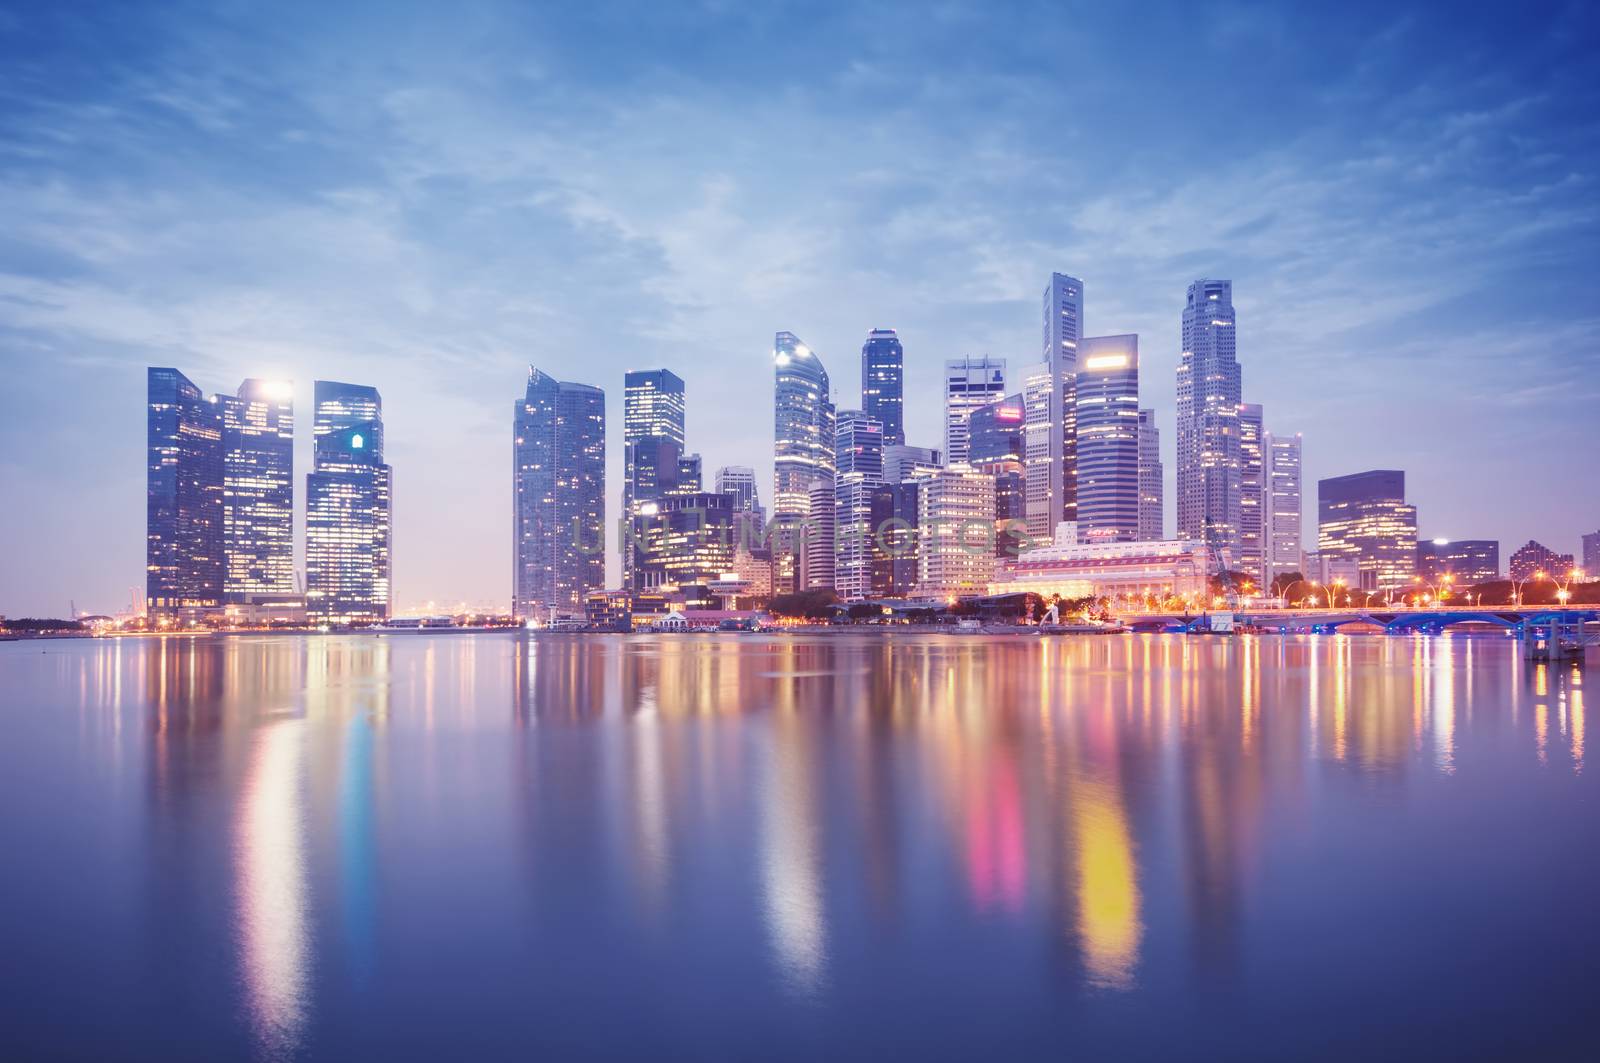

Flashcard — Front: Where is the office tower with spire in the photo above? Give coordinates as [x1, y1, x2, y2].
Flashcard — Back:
[861, 329, 905, 447]
[513, 368, 606, 621]
[306, 380, 392, 624]
[1137, 409, 1163, 541]
[1176, 279, 1244, 563]
[943, 355, 1006, 466]
[1074, 335, 1141, 542]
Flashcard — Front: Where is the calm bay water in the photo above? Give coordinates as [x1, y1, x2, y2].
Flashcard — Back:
[1, 632, 1594, 1061]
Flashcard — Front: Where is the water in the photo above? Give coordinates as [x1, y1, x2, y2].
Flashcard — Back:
[1, 633, 1594, 1061]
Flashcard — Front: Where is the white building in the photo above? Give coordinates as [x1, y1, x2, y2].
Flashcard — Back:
[991, 522, 1210, 602]
[883, 443, 942, 483]
[943, 356, 1006, 467]
[915, 466, 996, 598]
[1176, 279, 1243, 563]
[1263, 430, 1302, 590]
[1137, 408, 1163, 541]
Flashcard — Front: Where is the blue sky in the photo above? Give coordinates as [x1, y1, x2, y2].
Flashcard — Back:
[2, 0, 1597, 614]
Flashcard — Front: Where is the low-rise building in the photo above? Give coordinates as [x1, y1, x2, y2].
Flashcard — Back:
[990, 522, 1210, 602]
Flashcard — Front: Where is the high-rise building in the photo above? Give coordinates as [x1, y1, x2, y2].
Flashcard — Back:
[306, 380, 392, 624]
[915, 466, 996, 597]
[1415, 539, 1499, 586]
[804, 478, 836, 592]
[1074, 335, 1141, 543]
[870, 481, 921, 597]
[217, 380, 296, 605]
[861, 329, 905, 447]
[1176, 279, 1243, 564]
[1137, 409, 1163, 541]
[943, 355, 1006, 467]
[1262, 430, 1303, 588]
[674, 453, 703, 494]
[623, 369, 686, 583]
[1317, 470, 1417, 592]
[882, 444, 942, 484]
[1509, 540, 1575, 582]
[833, 411, 885, 601]
[715, 465, 765, 540]
[1584, 530, 1600, 576]
[513, 368, 606, 621]
[774, 332, 835, 590]
[968, 393, 1027, 554]
[1039, 273, 1085, 532]
[631, 492, 739, 593]
[146, 367, 224, 621]
[1020, 359, 1057, 540]
[1238, 402, 1264, 584]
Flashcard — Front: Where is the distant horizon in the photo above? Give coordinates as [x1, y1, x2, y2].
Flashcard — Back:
[4, 2, 1597, 615]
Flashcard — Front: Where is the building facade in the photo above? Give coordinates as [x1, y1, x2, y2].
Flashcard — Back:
[860, 328, 905, 447]
[1508, 540, 1575, 582]
[1137, 408, 1163, 541]
[1038, 272, 1084, 535]
[1262, 430, 1302, 590]
[306, 380, 393, 624]
[218, 380, 296, 606]
[1415, 539, 1499, 586]
[943, 355, 1006, 467]
[989, 522, 1210, 603]
[833, 411, 885, 601]
[1237, 402, 1264, 585]
[870, 481, 921, 597]
[146, 367, 225, 621]
[1584, 530, 1600, 576]
[623, 369, 686, 585]
[1316, 470, 1417, 592]
[915, 466, 996, 597]
[773, 332, 836, 590]
[883, 444, 942, 484]
[1176, 279, 1243, 564]
[1074, 335, 1141, 543]
[968, 393, 1028, 556]
[513, 368, 606, 621]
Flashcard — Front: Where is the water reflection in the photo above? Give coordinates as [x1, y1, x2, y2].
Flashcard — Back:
[12, 632, 1596, 1058]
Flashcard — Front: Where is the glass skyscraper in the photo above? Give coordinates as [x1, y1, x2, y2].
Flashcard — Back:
[1036, 272, 1084, 534]
[623, 369, 686, 586]
[943, 355, 1006, 467]
[773, 332, 835, 590]
[218, 379, 295, 603]
[146, 367, 224, 621]
[513, 368, 605, 621]
[306, 380, 392, 624]
[1263, 430, 1303, 589]
[1238, 402, 1264, 584]
[860, 329, 905, 447]
[1176, 279, 1244, 562]
[1137, 409, 1163, 541]
[833, 410, 884, 601]
[1074, 335, 1141, 543]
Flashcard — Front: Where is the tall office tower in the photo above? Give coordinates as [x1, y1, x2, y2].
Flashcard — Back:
[1041, 273, 1085, 529]
[915, 466, 996, 597]
[1415, 539, 1499, 586]
[1317, 470, 1418, 592]
[1074, 335, 1141, 543]
[883, 444, 942, 484]
[774, 332, 836, 590]
[513, 368, 606, 621]
[1262, 430, 1303, 588]
[306, 381, 393, 624]
[968, 393, 1027, 554]
[1509, 540, 1575, 582]
[870, 481, 921, 596]
[861, 328, 905, 447]
[943, 355, 1007, 466]
[1584, 530, 1600, 575]
[1137, 409, 1163, 541]
[1237, 403, 1264, 584]
[715, 465, 766, 539]
[623, 369, 687, 582]
[804, 478, 836, 592]
[1176, 279, 1244, 563]
[1020, 360, 1056, 539]
[833, 411, 885, 600]
[146, 367, 224, 621]
[217, 379, 295, 605]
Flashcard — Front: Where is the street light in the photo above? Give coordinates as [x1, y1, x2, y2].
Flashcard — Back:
[1513, 569, 1547, 608]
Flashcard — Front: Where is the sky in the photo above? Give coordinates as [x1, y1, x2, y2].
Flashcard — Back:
[1, 0, 1597, 616]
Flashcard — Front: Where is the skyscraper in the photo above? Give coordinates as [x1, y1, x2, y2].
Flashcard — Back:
[916, 466, 996, 597]
[1317, 470, 1417, 592]
[146, 367, 224, 621]
[1039, 273, 1084, 532]
[306, 380, 392, 624]
[833, 410, 885, 600]
[1020, 359, 1056, 539]
[1416, 539, 1499, 586]
[943, 355, 1006, 467]
[861, 329, 905, 447]
[1262, 430, 1302, 589]
[804, 478, 836, 592]
[623, 369, 686, 584]
[1584, 530, 1600, 576]
[968, 394, 1027, 555]
[218, 380, 296, 605]
[883, 444, 942, 484]
[514, 368, 605, 621]
[1074, 335, 1141, 543]
[1176, 279, 1243, 562]
[1238, 402, 1264, 584]
[715, 465, 765, 538]
[773, 332, 835, 589]
[1137, 409, 1163, 541]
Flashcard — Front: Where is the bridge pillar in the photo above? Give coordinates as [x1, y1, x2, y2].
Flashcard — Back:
[1521, 615, 1584, 661]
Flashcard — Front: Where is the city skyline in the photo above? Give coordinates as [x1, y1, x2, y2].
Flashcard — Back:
[4, 3, 1599, 615]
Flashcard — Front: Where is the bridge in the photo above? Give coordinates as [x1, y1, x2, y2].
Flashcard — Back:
[1118, 606, 1600, 657]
